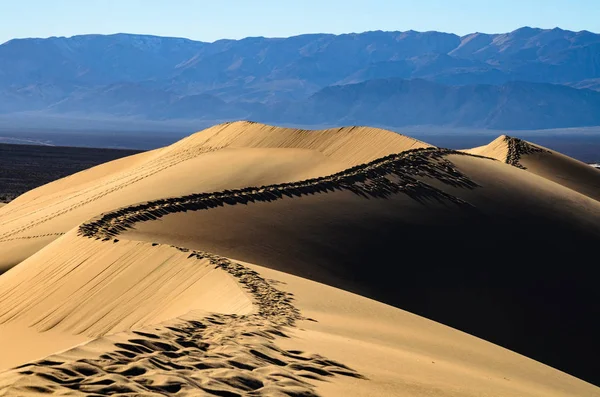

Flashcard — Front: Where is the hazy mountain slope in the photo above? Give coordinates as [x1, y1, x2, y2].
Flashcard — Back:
[569, 78, 600, 91]
[270, 79, 600, 129]
[1, 28, 600, 129]
[0, 30, 462, 96]
[0, 33, 205, 87]
[48, 82, 249, 120]
[1, 28, 599, 98]
[338, 54, 511, 85]
[5, 79, 600, 130]
[450, 27, 600, 64]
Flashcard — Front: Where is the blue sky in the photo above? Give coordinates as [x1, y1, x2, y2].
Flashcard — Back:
[1, 0, 598, 43]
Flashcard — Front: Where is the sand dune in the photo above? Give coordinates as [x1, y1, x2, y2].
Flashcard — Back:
[0, 122, 428, 273]
[0, 122, 599, 396]
[106, 145, 600, 386]
[465, 135, 600, 200]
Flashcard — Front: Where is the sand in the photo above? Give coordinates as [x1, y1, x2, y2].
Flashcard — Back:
[0, 122, 429, 273]
[0, 121, 599, 396]
[464, 135, 600, 200]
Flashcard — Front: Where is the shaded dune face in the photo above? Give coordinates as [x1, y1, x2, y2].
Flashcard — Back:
[111, 148, 600, 385]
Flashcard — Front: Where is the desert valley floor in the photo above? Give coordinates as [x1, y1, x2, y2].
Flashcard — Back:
[0, 121, 599, 396]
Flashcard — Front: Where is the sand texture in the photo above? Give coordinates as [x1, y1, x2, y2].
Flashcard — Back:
[0, 121, 599, 396]
[465, 135, 600, 200]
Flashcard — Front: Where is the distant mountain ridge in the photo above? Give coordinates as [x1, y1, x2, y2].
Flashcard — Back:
[1, 27, 600, 130]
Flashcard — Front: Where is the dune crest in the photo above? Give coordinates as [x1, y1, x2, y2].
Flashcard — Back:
[463, 135, 549, 169]
[79, 147, 482, 241]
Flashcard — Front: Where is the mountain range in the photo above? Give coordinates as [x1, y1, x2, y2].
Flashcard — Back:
[2, 27, 600, 130]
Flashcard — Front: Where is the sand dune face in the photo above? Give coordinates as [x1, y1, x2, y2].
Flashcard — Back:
[0, 248, 364, 396]
[0, 232, 252, 336]
[0, 122, 599, 396]
[465, 135, 600, 200]
[0, 122, 429, 273]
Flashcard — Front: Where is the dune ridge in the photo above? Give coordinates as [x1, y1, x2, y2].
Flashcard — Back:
[503, 136, 551, 169]
[0, 146, 218, 242]
[165, 121, 433, 166]
[79, 147, 485, 241]
[464, 135, 551, 169]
